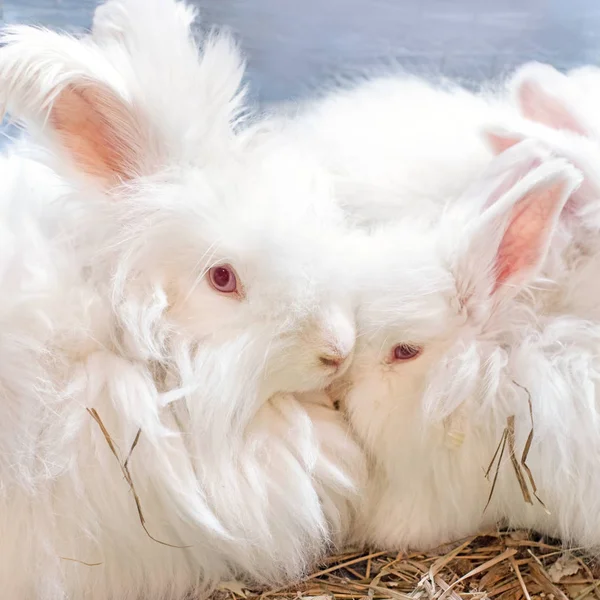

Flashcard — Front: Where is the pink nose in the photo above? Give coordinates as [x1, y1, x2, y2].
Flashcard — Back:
[319, 353, 345, 369]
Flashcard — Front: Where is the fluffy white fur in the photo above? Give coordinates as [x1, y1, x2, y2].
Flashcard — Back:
[269, 73, 509, 228]
[275, 62, 600, 237]
[338, 143, 599, 550]
[0, 1, 367, 598]
[278, 66, 600, 551]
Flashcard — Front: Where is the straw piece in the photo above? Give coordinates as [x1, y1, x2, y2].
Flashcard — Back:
[246, 532, 594, 600]
[87, 408, 191, 549]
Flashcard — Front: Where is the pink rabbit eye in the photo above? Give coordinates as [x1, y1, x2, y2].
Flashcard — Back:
[208, 265, 238, 294]
[392, 343, 422, 362]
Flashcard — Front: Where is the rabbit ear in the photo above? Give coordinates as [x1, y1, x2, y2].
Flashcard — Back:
[479, 133, 547, 210]
[484, 122, 600, 221]
[483, 65, 600, 228]
[486, 164, 572, 292]
[485, 62, 593, 154]
[90, 0, 246, 160]
[0, 8, 246, 184]
[484, 127, 525, 155]
[0, 26, 160, 187]
[93, 0, 197, 47]
[485, 62, 593, 156]
[454, 142, 582, 307]
[46, 84, 148, 186]
[511, 62, 592, 137]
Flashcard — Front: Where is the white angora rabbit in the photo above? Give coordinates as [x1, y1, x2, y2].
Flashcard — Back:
[0, 0, 366, 598]
[266, 45, 600, 552]
[339, 141, 599, 551]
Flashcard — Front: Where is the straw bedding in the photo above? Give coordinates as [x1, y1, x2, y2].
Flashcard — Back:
[227, 531, 600, 600]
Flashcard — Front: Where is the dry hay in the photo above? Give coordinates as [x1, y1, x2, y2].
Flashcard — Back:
[219, 531, 600, 600]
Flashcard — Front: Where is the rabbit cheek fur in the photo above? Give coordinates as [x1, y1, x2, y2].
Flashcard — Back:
[0, 3, 366, 599]
[342, 143, 600, 552]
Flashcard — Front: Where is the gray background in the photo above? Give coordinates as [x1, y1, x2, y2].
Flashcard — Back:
[2, 0, 600, 104]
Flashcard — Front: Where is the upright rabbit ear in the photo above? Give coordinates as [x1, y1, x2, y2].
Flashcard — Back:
[46, 84, 151, 186]
[0, 4, 247, 183]
[90, 0, 246, 159]
[511, 62, 592, 137]
[483, 65, 600, 229]
[484, 124, 600, 221]
[93, 0, 197, 47]
[484, 63, 592, 156]
[453, 142, 582, 311]
[0, 27, 158, 188]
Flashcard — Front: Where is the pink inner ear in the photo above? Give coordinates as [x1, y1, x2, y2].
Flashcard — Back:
[50, 85, 143, 186]
[519, 79, 588, 137]
[485, 131, 582, 217]
[486, 131, 523, 155]
[493, 180, 566, 291]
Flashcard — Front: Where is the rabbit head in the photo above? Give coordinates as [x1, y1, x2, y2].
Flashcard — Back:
[339, 141, 581, 501]
[0, 7, 355, 435]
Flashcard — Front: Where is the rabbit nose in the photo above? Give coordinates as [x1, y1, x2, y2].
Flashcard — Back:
[320, 354, 343, 368]
[319, 350, 349, 370]
[316, 304, 355, 372]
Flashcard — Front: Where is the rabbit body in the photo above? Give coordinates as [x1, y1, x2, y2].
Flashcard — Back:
[274, 74, 509, 227]
[0, 1, 366, 598]
[342, 140, 600, 552]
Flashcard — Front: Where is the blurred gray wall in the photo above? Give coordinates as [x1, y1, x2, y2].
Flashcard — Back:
[4, 0, 600, 104]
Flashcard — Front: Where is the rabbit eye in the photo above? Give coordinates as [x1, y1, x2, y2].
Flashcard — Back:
[208, 265, 238, 294]
[391, 343, 422, 362]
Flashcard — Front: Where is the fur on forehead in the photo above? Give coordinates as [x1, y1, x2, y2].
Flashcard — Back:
[114, 141, 350, 293]
[196, 129, 345, 234]
[352, 221, 461, 341]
